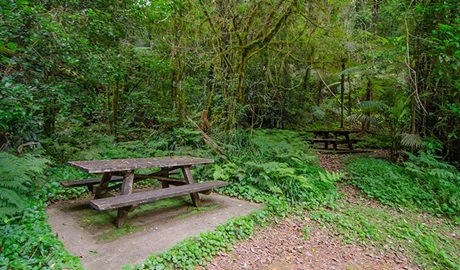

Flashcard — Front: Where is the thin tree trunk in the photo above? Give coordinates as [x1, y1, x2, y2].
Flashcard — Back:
[362, 77, 373, 132]
[347, 75, 352, 116]
[340, 59, 346, 128]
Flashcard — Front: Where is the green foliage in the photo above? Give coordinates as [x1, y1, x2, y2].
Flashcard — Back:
[404, 151, 460, 217]
[0, 151, 83, 269]
[214, 129, 340, 206]
[0, 152, 50, 216]
[310, 202, 460, 269]
[348, 98, 412, 159]
[0, 78, 38, 136]
[0, 201, 83, 269]
[345, 153, 460, 219]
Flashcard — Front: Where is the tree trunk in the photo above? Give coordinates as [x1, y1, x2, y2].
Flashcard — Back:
[43, 103, 56, 136]
[362, 77, 373, 132]
[340, 59, 346, 128]
[347, 75, 352, 116]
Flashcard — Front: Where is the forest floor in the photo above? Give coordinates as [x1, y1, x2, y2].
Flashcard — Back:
[198, 150, 419, 270]
[47, 150, 421, 269]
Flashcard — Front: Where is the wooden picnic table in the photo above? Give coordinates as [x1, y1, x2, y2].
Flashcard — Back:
[64, 156, 227, 227]
[304, 130, 361, 150]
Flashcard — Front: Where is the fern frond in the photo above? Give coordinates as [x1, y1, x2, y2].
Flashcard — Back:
[0, 152, 50, 216]
[319, 171, 345, 183]
[0, 188, 27, 208]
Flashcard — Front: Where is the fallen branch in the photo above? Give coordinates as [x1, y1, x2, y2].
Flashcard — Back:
[17, 142, 39, 157]
[186, 115, 228, 159]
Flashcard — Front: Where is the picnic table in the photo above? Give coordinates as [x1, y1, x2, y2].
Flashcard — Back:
[304, 130, 361, 150]
[62, 156, 227, 227]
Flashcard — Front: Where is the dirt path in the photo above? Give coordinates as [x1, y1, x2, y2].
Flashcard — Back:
[198, 150, 418, 270]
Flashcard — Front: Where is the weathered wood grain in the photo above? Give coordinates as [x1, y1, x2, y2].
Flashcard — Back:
[68, 156, 214, 174]
[90, 181, 228, 211]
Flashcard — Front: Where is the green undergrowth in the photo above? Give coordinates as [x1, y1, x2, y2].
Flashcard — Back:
[310, 201, 460, 269]
[0, 200, 83, 269]
[330, 152, 460, 269]
[0, 152, 83, 269]
[344, 153, 460, 220]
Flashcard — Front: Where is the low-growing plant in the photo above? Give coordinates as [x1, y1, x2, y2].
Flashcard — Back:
[345, 153, 460, 219]
[0, 200, 83, 269]
[404, 151, 460, 217]
[309, 202, 460, 269]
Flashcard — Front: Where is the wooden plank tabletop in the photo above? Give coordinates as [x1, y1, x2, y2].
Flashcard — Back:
[68, 156, 214, 174]
[305, 130, 360, 134]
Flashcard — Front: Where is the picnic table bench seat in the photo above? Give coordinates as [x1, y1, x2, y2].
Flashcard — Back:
[60, 170, 180, 191]
[61, 175, 125, 190]
[90, 180, 228, 211]
[304, 137, 363, 150]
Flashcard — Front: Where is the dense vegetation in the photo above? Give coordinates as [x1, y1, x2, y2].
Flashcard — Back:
[1, 0, 459, 161]
[1, 0, 460, 269]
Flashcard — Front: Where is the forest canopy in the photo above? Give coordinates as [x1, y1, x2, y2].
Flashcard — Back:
[1, 0, 459, 162]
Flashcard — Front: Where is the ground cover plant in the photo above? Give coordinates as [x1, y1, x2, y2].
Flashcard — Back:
[344, 153, 460, 220]
[332, 153, 460, 269]
[310, 201, 460, 269]
[0, 152, 83, 269]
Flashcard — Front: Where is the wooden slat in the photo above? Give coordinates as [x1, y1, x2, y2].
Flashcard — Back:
[61, 176, 124, 187]
[305, 138, 343, 143]
[61, 169, 181, 188]
[90, 181, 228, 211]
[68, 156, 214, 174]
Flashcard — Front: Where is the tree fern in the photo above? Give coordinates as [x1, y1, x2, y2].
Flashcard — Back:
[0, 152, 50, 217]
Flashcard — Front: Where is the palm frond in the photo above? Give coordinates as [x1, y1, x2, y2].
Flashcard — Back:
[401, 133, 423, 148]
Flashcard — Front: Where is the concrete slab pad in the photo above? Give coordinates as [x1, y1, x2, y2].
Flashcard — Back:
[46, 193, 261, 270]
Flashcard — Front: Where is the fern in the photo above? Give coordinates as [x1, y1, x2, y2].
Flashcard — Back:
[0, 152, 50, 217]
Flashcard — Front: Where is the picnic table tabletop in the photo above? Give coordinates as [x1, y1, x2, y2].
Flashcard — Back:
[305, 130, 360, 134]
[68, 156, 214, 174]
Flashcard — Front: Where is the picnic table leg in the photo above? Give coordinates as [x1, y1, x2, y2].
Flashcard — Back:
[181, 166, 201, 207]
[116, 171, 135, 228]
[345, 134, 354, 150]
[94, 172, 112, 199]
[324, 133, 330, 149]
